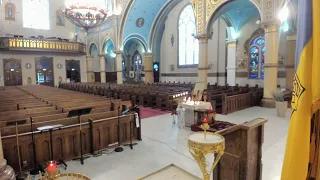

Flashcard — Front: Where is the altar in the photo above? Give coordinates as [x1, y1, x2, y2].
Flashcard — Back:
[178, 101, 213, 127]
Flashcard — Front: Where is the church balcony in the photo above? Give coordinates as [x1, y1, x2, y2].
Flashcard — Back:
[0, 37, 86, 55]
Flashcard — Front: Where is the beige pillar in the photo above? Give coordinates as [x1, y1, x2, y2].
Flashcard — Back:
[286, 35, 296, 90]
[194, 35, 209, 92]
[261, 23, 279, 108]
[115, 50, 123, 84]
[99, 54, 106, 83]
[143, 53, 154, 83]
[86, 55, 94, 82]
[0, 131, 15, 179]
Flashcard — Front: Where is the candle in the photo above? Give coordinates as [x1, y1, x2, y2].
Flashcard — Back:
[47, 161, 57, 171]
[202, 118, 208, 124]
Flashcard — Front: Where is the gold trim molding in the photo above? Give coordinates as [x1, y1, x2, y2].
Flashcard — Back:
[264, 63, 279, 68]
[144, 53, 153, 58]
[206, 0, 224, 22]
[260, 22, 280, 33]
[227, 41, 237, 47]
[287, 35, 296, 41]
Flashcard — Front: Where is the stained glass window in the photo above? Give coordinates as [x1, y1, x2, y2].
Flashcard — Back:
[23, 0, 50, 30]
[178, 5, 198, 66]
[249, 37, 265, 79]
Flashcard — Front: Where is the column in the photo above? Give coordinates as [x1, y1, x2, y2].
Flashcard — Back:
[115, 50, 123, 84]
[261, 23, 279, 108]
[286, 35, 296, 90]
[143, 53, 154, 83]
[226, 41, 237, 86]
[86, 55, 94, 82]
[0, 131, 15, 179]
[194, 35, 209, 92]
[99, 54, 106, 83]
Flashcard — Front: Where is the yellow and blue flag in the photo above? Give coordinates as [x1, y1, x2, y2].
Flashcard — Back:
[281, 0, 320, 179]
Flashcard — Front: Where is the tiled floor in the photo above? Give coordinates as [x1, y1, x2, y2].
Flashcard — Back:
[63, 106, 290, 180]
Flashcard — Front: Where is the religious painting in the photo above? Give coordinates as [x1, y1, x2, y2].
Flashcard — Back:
[4, 2, 16, 21]
[56, 10, 65, 26]
[136, 18, 144, 27]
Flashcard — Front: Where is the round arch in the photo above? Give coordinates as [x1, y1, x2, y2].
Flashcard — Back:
[123, 34, 148, 52]
[119, 0, 135, 49]
[102, 39, 115, 54]
[206, 0, 262, 36]
[88, 43, 99, 56]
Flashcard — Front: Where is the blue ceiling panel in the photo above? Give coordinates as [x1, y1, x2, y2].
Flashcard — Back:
[123, 0, 169, 46]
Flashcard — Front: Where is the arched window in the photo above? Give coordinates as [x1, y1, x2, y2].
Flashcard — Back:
[249, 37, 265, 79]
[178, 5, 198, 66]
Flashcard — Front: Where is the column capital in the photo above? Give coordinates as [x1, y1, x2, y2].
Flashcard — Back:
[194, 34, 209, 43]
[260, 22, 280, 33]
[86, 55, 93, 59]
[98, 54, 105, 58]
[114, 50, 123, 55]
[144, 53, 153, 58]
[226, 41, 237, 47]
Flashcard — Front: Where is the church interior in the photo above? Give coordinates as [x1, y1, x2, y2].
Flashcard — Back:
[0, 0, 301, 179]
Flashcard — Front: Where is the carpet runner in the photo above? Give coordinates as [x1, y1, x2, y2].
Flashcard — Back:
[139, 107, 169, 119]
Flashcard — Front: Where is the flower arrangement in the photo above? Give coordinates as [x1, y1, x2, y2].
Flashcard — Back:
[272, 89, 285, 102]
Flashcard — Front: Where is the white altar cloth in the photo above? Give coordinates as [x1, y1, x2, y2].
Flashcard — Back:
[179, 101, 213, 127]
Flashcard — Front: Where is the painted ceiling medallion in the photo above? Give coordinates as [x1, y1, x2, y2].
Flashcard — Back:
[136, 18, 144, 27]
[57, 63, 63, 69]
[25, 63, 32, 69]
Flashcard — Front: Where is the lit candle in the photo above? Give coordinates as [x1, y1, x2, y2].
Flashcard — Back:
[202, 118, 208, 124]
[47, 161, 57, 172]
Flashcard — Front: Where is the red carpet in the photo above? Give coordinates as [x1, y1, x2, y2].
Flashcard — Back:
[139, 107, 169, 119]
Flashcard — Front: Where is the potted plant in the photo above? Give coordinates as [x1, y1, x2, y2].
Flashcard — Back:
[272, 89, 287, 117]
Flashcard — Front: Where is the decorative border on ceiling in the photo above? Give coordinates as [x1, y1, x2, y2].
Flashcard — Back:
[206, 0, 224, 22]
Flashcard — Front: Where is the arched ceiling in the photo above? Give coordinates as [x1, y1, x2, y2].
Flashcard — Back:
[209, 0, 260, 33]
[123, 0, 169, 46]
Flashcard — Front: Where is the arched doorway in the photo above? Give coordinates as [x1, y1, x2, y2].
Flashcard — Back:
[89, 43, 100, 82]
[103, 39, 117, 82]
[123, 38, 147, 82]
[66, 59, 81, 83]
[3, 58, 22, 86]
[35, 56, 54, 86]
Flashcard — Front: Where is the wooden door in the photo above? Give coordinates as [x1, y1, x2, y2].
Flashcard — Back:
[35, 57, 54, 86]
[94, 72, 101, 82]
[3, 59, 22, 86]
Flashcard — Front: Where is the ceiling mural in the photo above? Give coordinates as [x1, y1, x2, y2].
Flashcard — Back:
[123, 0, 169, 47]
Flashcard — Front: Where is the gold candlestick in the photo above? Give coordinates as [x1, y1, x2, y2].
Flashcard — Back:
[200, 119, 210, 139]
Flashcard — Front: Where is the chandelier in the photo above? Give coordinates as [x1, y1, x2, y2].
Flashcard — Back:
[64, 3, 107, 31]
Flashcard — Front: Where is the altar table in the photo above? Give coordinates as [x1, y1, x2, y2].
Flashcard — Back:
[178, 102, 213, 127]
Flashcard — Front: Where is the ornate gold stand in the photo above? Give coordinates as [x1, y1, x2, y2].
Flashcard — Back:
[188, 119, 225, 180]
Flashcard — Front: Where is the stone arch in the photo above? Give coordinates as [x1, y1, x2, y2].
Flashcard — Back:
[88, 43, 99, 56]
[123, 34, 148, 52]
[119, 0, 136, 49]
[206, 0, 262, 36]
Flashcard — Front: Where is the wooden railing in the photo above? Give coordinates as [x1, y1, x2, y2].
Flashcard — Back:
[0, 37, 86, 55]
[222, 93, 252, 115]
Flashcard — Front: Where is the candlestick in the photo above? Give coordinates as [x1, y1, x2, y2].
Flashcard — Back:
[200, 119, 210, 139]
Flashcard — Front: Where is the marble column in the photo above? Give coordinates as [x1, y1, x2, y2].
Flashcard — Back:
[143, 53, 154, 83]
[114, 50, 123, 84]
[86, 55, 94, 83]
[261, 23, 280, 108]
[0, 132, 15, 180]
[226, 41, 237, 86]
[194, 35, 209, 92]
[99, 54, 106, 83]
[286, 35, 296, 90]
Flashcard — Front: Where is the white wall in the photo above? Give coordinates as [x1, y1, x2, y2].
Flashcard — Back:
[0, 53, 86, 87]
[160, 0, 227, 85]
[0, 0, 76, 40]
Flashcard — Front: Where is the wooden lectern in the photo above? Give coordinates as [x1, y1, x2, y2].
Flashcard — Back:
[212, 118, 267, 180]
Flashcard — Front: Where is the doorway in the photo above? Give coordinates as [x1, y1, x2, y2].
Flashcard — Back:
[66, 60, 81, 83]
[35, 57, 54, 86]
[3, 59, 22, 86]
